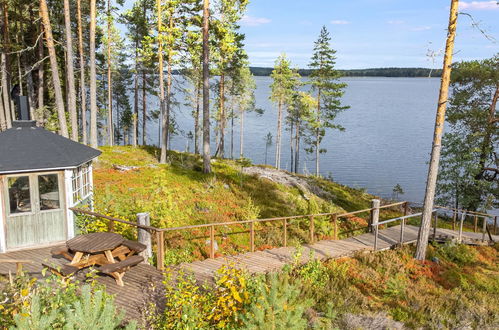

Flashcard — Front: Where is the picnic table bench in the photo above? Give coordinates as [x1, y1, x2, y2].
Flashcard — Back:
[46, 232, 146, 286]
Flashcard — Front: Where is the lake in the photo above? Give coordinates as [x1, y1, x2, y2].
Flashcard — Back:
[146, 76, 441, 204]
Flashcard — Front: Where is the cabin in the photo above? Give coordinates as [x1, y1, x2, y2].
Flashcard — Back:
[0, 109, 100, 253]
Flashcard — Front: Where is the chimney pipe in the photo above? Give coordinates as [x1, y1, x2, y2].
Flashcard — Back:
[10, 84, 31, 121]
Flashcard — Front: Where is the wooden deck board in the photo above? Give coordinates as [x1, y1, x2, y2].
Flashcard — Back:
[1, 225, 497, 322]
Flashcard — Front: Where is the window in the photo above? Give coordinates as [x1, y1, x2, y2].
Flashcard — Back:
[38, 174, 60, 210]
[72, 163, 91, 204]
[8, 176, 31, 214]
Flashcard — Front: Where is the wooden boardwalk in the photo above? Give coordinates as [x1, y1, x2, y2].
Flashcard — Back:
[175, 224, 497, 283]
[1, 225, 496, 320]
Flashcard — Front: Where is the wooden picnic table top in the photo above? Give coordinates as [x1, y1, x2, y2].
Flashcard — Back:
[67, 232, 124, 253]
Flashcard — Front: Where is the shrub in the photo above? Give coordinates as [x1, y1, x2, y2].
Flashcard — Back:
[436, 242, 478, 265]
[241, 272, 310, 329]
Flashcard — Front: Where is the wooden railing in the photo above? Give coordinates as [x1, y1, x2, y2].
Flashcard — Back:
[72, 201, 407, 270]
[72, 201, 497, 271]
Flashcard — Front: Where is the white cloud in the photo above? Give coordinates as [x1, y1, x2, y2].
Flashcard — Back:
[240, 15, 271, 27]
[459, 1, 499, 10]
[330, 20, 350, 25]
[387, 20, 405, 24]
[411, 26, 431, 31]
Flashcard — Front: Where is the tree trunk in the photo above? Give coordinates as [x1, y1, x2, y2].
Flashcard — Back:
[202, 0, 211, 173]
[142, 71, 147, 145]
[219, 73, 225, 158]
[295, 118, 300, 173]
[132, 39, 138, 147]
[275, 100, 282, 169]
[40, 0, 69, 137]
[315, 88, 321, 176]
[63, 0, 78, 141]
[415, 0, 459, 261]
[1, 52, 11, 128]
[194, 79, 201, 154]
[37, 21, 44, 112]
[77, 0, 86, 144]
[165, 56, 172, 149]
[106, 0, 113, 146]
[230, 108, 234, 159]
[89, 0, 98, 147]
[158, 0, 167, 161]
[1, 2, 11, 127]
[290, 121, 294, 172]
[239, 107, 244, 158]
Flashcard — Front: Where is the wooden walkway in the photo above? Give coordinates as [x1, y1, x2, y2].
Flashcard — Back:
[1, 225, 496, 320]
[175, 225, 498, 283]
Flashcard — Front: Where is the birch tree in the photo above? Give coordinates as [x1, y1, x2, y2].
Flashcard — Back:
[76, 0, 87, 144]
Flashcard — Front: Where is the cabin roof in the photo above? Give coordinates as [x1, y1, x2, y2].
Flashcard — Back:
[0, 121, 101, 174]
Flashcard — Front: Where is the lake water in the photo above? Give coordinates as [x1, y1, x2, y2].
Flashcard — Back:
[145, 76, 441, 204]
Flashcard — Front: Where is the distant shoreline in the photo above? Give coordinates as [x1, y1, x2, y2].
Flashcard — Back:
[249, 67, 442, 78]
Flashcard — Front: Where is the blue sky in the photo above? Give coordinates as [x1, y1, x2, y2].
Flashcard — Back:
[239, 0, 499, 68]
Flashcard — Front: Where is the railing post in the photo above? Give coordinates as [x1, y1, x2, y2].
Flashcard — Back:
[403, 201, 409, 216]
[482, 216, 487, 243]
[283, 219, 287, 247]
[400, 218, 405, 244]
[452, 210, 457, 231]
[473, 215, 478, 232]
[137, 213, 152, 264]
[107, 220, 115, 233]
[210, 225, 215, 258]
[371, 199, 380, 250]
[494, 216, 497, 235]
[332, 214, 338, 240]
[250, 222, 255, 252]
[458, 212, 465, 243]
[309, 216, 315, 243]
[433, 211, 438, 242]
[156, 231, 164, 270]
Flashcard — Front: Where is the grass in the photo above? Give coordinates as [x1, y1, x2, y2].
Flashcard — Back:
[88, 146, 403, 262]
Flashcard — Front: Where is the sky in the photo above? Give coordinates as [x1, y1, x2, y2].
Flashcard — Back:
[238, 0, 499, 69]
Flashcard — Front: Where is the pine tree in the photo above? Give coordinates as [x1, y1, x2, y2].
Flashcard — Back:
[308, 26, 349, 176]
[270, 54, 300, 170]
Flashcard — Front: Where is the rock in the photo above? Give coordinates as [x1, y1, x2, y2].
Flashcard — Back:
[112, 164, 140, 172]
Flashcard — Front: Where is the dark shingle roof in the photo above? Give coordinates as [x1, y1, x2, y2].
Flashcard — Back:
[0, 121, 101, 174]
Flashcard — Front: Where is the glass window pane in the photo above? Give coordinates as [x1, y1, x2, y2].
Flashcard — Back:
[38, 174, 60, 210]
[8, 176, 31, 214]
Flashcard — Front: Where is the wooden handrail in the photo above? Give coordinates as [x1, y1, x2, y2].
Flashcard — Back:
[70, 208, 160, 233]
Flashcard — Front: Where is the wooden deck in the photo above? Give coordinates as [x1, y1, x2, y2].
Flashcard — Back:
[1, 225, 496, 321]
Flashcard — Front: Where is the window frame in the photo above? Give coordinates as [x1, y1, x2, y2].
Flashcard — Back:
[71, 162, 92, 205]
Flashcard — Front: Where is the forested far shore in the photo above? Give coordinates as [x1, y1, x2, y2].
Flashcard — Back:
[250, 67, 443, 77]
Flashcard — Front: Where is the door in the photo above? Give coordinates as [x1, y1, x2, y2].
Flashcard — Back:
[4, 172, 66, 250]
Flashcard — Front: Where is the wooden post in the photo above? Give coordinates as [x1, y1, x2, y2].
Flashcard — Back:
[210, 225, 215, 258]
[403, 202, 409, 216]
[107, 219, 115, 232]
[250, 221, 255, 252]
[137, 213, 152, 264]
[452, 210, 457, 231]
[458, 212, 465, 243]
[309, 216, 315, 243]
[156, 231, 164, 270]
[400, 218, 405, 244]
[482, 217, 487, 243]
[495, 216, 498, 235]
[332, 214, 338, 240]
[283, 219, 287, 247]
[473, 215, 478, 232]
[372, 199, 380, 250]
[433, 212, 438, 242]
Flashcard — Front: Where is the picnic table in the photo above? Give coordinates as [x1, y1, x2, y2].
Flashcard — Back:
[47, 232, 145, 286]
